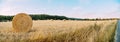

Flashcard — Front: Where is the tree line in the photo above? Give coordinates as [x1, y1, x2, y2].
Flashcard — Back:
[1, 14, 118, 22]
[0, 14, 80, 22]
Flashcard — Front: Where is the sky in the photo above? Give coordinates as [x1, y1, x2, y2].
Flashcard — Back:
[0, 0, 120, 18]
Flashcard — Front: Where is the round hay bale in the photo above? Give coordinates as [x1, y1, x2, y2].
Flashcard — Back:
[12, 13, 33, 32]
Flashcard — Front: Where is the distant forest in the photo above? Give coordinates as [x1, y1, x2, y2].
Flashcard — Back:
[0, 14, 119, 22]
[0, 14, 81, 22]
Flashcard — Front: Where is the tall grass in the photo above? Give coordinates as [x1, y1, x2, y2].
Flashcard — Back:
[0, 20, 117, 42]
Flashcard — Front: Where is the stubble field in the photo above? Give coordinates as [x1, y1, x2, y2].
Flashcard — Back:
[0, 20, 117, 42]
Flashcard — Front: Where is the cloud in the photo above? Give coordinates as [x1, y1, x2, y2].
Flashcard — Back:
[0, 0, 119, 18]
[67, 0, 120, 18]
[0, 0, 29, 15]
[72, 6, 82, 10]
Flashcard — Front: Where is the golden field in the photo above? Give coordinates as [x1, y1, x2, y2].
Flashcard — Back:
[0, 20, 117, 42]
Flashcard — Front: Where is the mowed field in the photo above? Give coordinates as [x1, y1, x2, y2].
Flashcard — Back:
[0, 20, 117, 42]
